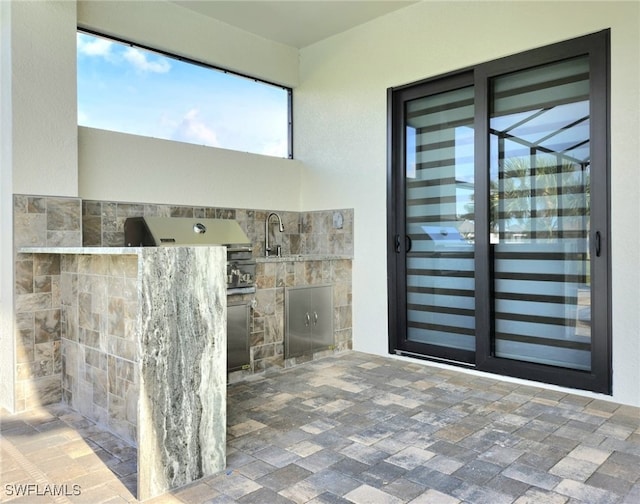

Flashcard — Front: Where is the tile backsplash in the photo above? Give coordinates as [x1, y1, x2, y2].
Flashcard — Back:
[81, 200, 354, 258]
[14, 195, 82, 248]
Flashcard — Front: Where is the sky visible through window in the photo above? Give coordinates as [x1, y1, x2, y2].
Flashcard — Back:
[77, 32, 291, 158]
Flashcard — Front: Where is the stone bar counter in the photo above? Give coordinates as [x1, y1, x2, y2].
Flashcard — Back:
[20, 246, 227, 501]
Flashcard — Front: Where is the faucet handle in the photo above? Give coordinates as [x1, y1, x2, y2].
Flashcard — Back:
[276, 244, 282, 257]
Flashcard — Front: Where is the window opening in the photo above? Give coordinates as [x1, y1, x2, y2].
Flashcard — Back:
[77, 30, 292, 158]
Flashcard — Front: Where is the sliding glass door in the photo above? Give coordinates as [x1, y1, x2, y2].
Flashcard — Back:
[388, 31, 610, 393]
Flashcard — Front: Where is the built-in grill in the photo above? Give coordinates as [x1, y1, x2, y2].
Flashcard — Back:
[124, 216, 256, 294]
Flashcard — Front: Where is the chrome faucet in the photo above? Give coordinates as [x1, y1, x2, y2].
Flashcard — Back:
[265, 212, 284, 257]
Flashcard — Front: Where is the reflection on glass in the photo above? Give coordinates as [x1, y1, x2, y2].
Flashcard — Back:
[490, 57, 592, 370]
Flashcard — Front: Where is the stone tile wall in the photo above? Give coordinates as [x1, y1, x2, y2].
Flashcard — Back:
[81, 200, 354, 380]
[246, 258, 353, 374]
[13, 195, 82, 411]
[12, 195, 353, 412]
[60, 254, 139, 445]
[82, 200, 354, 257]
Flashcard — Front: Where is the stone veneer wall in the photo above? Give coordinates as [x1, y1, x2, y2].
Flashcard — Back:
[12, 195, 353, 413]
[247, 258, 352, 374]
[81, 199, 354, 378]
[81, 200, 354, 257]
[60, 254, 139, 444]
[30, 247, 227, 500]
[13, 195, 82, 412]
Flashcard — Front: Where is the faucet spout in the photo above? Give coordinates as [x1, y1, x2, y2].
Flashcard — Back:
[265, 212, 284, 257]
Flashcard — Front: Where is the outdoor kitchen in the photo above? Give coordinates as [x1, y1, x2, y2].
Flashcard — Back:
[12, 194, 353, 500]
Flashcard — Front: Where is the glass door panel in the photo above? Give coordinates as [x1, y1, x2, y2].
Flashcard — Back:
[405, 86, 476, 359]
[489, 57, 592, 370]
[390, 31, 609, 393]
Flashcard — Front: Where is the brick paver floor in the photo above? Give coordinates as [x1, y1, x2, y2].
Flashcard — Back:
[2, 351, 639, 503]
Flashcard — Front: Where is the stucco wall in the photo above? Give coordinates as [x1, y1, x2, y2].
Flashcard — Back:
[78, 127, 304, 211]
[0, 0, 14, 411]
[11, 0, 78, 196]
[3, 0, 639, 410]
[76, 1, 304, 212]
[77, 0, 299, 88]
[296, 1, 640, 405]
[1, 0, 79, 411]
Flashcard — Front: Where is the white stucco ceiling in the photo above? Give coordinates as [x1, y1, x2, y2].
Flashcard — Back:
[170, 1, 418, 48]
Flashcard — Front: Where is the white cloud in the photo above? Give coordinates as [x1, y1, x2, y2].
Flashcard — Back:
[78, 33, 170, 74]
[260, 138, 289, 158]
[123, 47, 171, 74]
[77, 109, 89, 125]
[172, 109, 220, 147]
[77, 35, 114, 59]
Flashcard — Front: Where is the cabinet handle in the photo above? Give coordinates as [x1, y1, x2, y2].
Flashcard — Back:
[313, 311, 319, 326]
[305, 312, 310, 326]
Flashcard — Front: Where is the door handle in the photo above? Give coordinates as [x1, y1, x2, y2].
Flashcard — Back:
[305, 312, 310, 326]
[394, 234, 412, 253]
[595, 231, 601, 257]
[313, 311, 318, 326]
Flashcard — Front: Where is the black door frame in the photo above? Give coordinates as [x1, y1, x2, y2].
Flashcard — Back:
[387, 70, 477, 366]
[387, 30, 611, 394]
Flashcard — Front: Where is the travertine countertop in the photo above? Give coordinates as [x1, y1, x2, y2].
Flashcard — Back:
[19, 246, 224, 255]
[19, 246, 142, 254]
[20, 248, 352, 262]
[256, 254, 352, 263]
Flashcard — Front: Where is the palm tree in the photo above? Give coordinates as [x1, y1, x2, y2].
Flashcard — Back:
[460, 155, 589, 241]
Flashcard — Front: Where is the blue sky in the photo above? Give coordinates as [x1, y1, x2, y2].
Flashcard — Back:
[77, 32, 289, 157]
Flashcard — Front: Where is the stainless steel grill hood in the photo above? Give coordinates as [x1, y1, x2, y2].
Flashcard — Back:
[124, 217, 251, 247]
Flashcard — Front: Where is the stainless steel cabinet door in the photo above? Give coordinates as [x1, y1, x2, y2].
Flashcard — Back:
[227, 302, 250, 371]
[285, 285, 333, 359]
[310, 286, 333, 350]
[286, 287, 311, 359]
